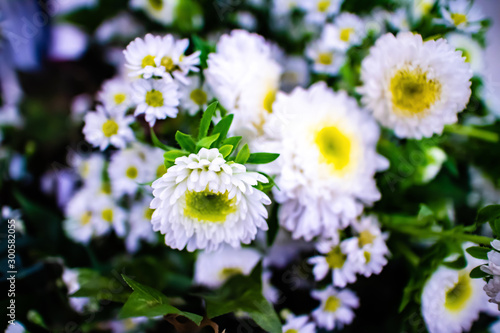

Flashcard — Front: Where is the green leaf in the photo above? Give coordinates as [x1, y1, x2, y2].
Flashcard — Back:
[222, 136, 242, 152]
[196, 133, 220, 151]
[191, 35, 215, 68]
[470, 265, 489, 279]
[175, 131, 197, 153]
[164, 150, 189, 163]
[212, 114, 234, 147]
[257, 171, 280, 191]
[151, 129, 174, 151]
[466, 246, 490, 260]
[490, 219, 500, 236]
[71, 269, 130, 303]
[246, 153, 280, 164]
[443, 255, 467, 270]
[235, 144, 250, 164]
[219, 145, 233, 158]
[198, 102, 218, 140]
[476, 205, 500, 224]
[120, 275, 202, 324]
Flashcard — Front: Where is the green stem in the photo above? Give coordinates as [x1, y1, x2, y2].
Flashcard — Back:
[445, 124, 499, 142]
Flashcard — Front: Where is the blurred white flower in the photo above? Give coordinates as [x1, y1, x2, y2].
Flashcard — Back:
[48, 24, 88, 61]
[62, 268, 90, 313]
[305, 37, 346, 75]
[323, 13, 366, 51]
[279, 56, 310, 92]
[126, 197, 158, 253]
[179, 75, 213, 116]
[95, 12, 144, 44]
[440, 0, 484, 33]
[282, 314, 316, 333]
[98, 77, 134, 111]
[299, 0, 344, 25]
[70, 94, 92, 122]
[130, 0, 178, 26]
[311, 286, 359, 330]
[446, 32, 484, 75]
[83, 106, 135, 150]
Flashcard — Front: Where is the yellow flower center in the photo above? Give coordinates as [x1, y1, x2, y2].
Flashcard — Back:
[114, 93, 126, 105]
[364, 251, 371, 263]
[190, 88, 208, 106]
[145, 90, 164, 107]
[339, 27, 355, 42]
[102, 119, 119, 137]
[148, 0, 163, 10]
[358, 230, 376, 247]
[218, 267, 243, 280]
[317, 52, 333, 65]
[390, 67, 441, 116]
[263, 89, 276, 113]
[156, 164, 167, 178]
[451, 13, 467, 26]
[317, 0, 330, 12]
[141, 55, 156, 68]
[285, 330, 298, 333]
[445, 274, 473, 312]
[81, 211, 92, 225]
[315, 126, 351, 171]
[126, 166, 138, 179]
[161, 56, 175, 71]
[102, 208, 114, 223]
[324, 295, 342, 312]
[144, 208, 154, 220]
[184, 189, 237, 223]
[326, 246, 347, 269]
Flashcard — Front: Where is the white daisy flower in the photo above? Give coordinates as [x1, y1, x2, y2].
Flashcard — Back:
[108, 143, 154, 198]
[440, 0, 484, 33]
[299, 0, 344, 25]
[179, 75, 213, 116]
[97, 76, 134, 111]
[64, 188, 96, 244]
[70, 153, 105, 191]
[282, 314, 316, 333]
[129, 0, 178, 26]
[280, 56, 310, 92]
[123, 34, 166, 79]
[322, 13, 366, 52]
[145, 146, 169, 181]
[194, 246, 261, 288]
[350, 215, 390, 278]
[387, 8, 411, 32]
[359, 32, 473, 139]
[311, 286, 359, 330]
[150, 148, 271, 252]
[308, 238, 360, 287]
[83, 106, 135, 150]
[305, 38, 346, 76]
[263, 82, 387, 240]
[481, 240, 500, 276]
[205, 30, 282, 141]
[412, 0, 437, 21]
[421, 246, 491, 333]
[126, 197, 158, 253]
[131, 78, 179, 127]
[62, 267, 90, 313]
[92, 192, 127, 238]
[446, 32, 484, 75]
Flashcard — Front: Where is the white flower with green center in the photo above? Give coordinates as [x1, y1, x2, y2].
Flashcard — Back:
[308, 238, 360, 287]
[126, 197, 158, 253]
[129, 0, 178, 26]
[322, 13, 366, 51]
[311, 286, 359, 330]
[305, 37, 346, 75]
[123, 34, 166, 79]
[261, 82, 387, 240]
[299, 0, 344, 25]
[150, 148, 271, 251]
[422, 245, 491, 333]
[132, 78, 179, 126]
[282, 314, 316, 333]
[194, 246, 261, 288]
[359, 32, 473, 139]
[179, 75, 213, 116]
[446, 32, 484, 75]
[440, 0, 484, 33]
[109, 143, 155, 198]
[97, 76, 134, 111]
[83, 106, 135, 150]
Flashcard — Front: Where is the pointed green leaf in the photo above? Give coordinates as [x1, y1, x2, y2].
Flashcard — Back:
[470, 265, 489, 279]
[476, 205, 500, 224]
[175, 131, 197, 153]
[212, 114, 234, 146]
[198, 102, 218, 140]
[164, 150, 189, 163]
[235, 144, 250, 164]
[246, 153, 280, 164]
[196, 133, 220, 150]
[443, 255, 467, 270]
[222, 136, 242, 152]
[219, 145, 234, 158]
[150, 129, 175, 151]
[466, 246, 490, 260]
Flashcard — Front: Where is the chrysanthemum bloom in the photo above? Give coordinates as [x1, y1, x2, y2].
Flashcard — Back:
[262, 82, 387, 240]
[83, 106, 135, 150]
[311, 286, 359, 330]
[131, 78, 179, 126]
[282, 314, 316, 333]
[421, 246, 491, 333]
[359, 32, 472, 139]
[150, 148, 271, 251]
[194, 246, 261, 288]
[97, 76, 134, 111]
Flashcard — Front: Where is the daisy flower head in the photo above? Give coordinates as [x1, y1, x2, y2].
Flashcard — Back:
[63, 188, 97, 244]
[70, 153, 105, 191]
[311, 286, 359, 330]
[299, 0, 344, 25]
[412, 0, 437, 21]
[129, 0, 178, 26]
[323, 13, 366, 52]
[97, 76, 134, 111]
[359, 32, 473, 139]
[264, 82, 387, 240]
[126, 196, 158, 253]
[305, 37, 346, 76]
[179, 75, 213, 116]
[83, 105, 135, 150]
[131, 78, 179, 127]
[123, 34, 166, 79]
[446, 32, 484, 75]
[194, 246, 261, 288]
[282, 314, 316, 333]
[150, 148, 271, 252]
[421, 244, 491, 333]
[91, 191, 127, 238]
[440, 0, 484, 33]
[308, 237, 360, 287]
